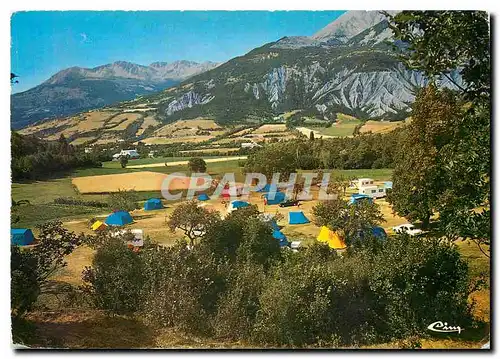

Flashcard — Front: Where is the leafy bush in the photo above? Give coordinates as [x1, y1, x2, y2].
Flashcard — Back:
[187, 157, 207, 172]
[80, 209, 475, 348]
[213, 261, 266, 340]
[81, 237, 145, 315]
[141, 241, 228, 335]
[107, 189, 139, 212]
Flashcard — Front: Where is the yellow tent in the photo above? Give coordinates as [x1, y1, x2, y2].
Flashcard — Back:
[91, 220, 107, 231]
[317, 226, 347, 249]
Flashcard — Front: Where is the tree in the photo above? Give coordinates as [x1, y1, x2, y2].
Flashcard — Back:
[243, 143, 296, 182]
[312, 198, 384, 245]
[292, 179, 305, 200]
[11, 72, 19, 84]
[327, 175, 353, 197]
[387, 86, 460, 229]
[11, 221, 83, 319]
[107, 189, 139, 212]
[386, 11, 490, 103]
[188, 157, 207, 173]
[387, 11, 490, 243]
[58, 134, 71, 155]
[168, 201, 221, 247]
[120, 155, 129, 169]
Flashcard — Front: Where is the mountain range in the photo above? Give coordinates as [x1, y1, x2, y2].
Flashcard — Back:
[11, 60, 219, 129]
[120, 10, 461, 126]
[13, 10, 462, 132]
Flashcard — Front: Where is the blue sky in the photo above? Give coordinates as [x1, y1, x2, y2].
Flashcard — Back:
[11, 11, 345, 93]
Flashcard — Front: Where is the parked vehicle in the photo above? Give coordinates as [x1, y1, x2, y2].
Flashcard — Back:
[279, 200, 300, 208]
[392, 223, 423, 236]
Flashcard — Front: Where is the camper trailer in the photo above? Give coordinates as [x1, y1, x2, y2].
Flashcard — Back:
[356, 178, 375, 188]
[359, 185, 386, 199]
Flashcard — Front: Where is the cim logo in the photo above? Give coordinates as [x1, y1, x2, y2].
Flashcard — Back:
[427, 321, 464, 334]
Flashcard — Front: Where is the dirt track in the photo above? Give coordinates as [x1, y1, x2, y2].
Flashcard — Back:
[127, 156, 248, 169]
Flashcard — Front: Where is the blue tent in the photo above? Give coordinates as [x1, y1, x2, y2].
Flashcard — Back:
[272, 230, 289, 247]
[288, 211, 310, 225]
[356, 226, 387, 242]
[263, 191, 286, 205]
[231, 201, 250, 209]
[270, 220, 280, 231]
[144, 198, 163, 211]
[11, 229, 34, 246]
[258, 183, 278, 193]
[371, 226, 387, 239]
[105, 211, 133, 226]
[198, 193, 210, 201]
[350, 194, 373, 205]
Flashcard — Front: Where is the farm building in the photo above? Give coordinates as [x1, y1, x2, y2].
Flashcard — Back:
[112, 149, 140, 160]
[105, 211, 134, 226]
[11, 228, 34, 246]
[241, 142, 261, 149]
[144, 198, 164, 211]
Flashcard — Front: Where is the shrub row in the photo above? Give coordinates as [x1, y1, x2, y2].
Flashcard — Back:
[53, 197, 109, 208]
[81, 211, 475, 348]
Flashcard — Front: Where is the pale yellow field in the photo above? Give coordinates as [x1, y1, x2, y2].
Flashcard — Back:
[94, 138, 120, 145]
[107, 115, 142, 131]
[75, 111, 119, 131]
[153, 118, 222, 137]
[360, 120, 405, 134]
[18, 116, 76, 135]
[252, 124, 287, 134]
[106, 113, 142, 127]
[230, 128, 255, 138]
[71, 171, 212, 193]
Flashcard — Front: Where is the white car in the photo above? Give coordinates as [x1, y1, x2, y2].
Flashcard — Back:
[392, 224, 423, 236]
